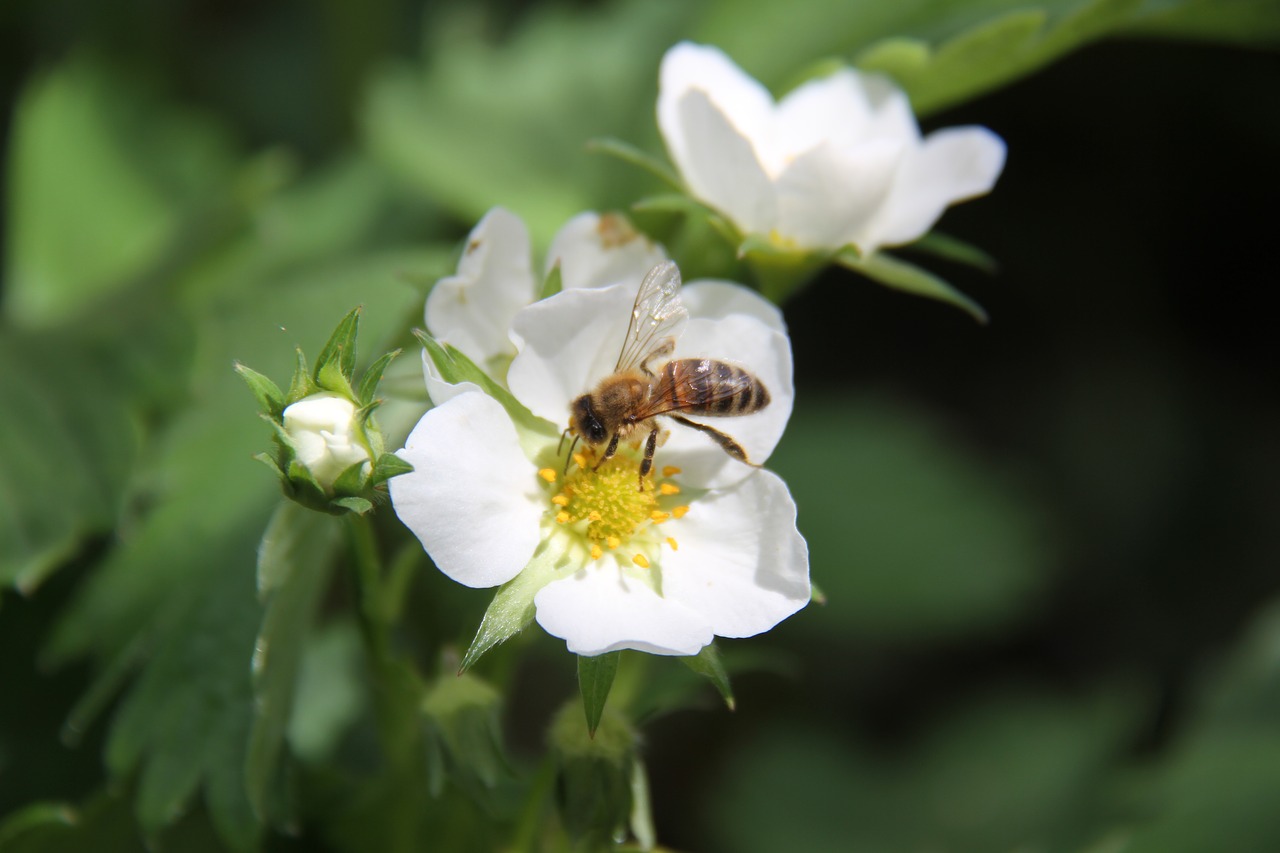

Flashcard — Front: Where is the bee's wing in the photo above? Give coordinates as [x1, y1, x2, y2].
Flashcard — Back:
[636, 359, 758, 419]
[614, 261, 688, 373]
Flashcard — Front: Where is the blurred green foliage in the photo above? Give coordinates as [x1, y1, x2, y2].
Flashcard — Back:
[1, 0, 1279, 850]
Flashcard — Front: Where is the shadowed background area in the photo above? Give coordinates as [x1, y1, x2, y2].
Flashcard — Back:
[2, 0, 1279, 850]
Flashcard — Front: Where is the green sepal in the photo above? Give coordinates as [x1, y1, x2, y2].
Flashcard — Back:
[262, 413, 297, 453]
[313, 306, 361, 386]
[371, 453, 414, 486]
[585, 137, 683, 190]
[331, 459, 370, 496]
[810, 581, 828, 606]
[630, 193, 713, 217]
[234, 361, 285, 419]
[315, 357, 356, 399]
[286, 458, 329, 507]
[910, 231, 999, 273]
[837, 248, 989, 323]
[539, 262, 563, 301]
[252, 452, 287, 485]
[357, 348, 401, 407]
[681, 643, 735, 711]
[578, 652, 621, 737]
[415, 328, 558, 441]
[286, 347, 317, 402]
[330, 496, 374, 515]
[460, 544, 565, 672]
[738, 236, 831, 305]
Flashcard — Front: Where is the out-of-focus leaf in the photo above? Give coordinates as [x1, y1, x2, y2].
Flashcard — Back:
[422, 669, 510, 798]
[246, 502, 339, 822]
[4, 55, 235, 328]
[286, 620, 365, 764]
[578, 652, 621, 737]
[769, 394, 1050, 643]
[362, 0, 693, 245]
[708, 690, 1140, 853]
[0, 791, 144, 853]
[681, 643, 735, 711]
[698, 0, 1273, 118]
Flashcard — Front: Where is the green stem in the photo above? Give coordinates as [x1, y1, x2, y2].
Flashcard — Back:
[509, 756, 558, 853]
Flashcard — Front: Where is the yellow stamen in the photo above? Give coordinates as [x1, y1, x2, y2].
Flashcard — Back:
[633, 553, 650, 568]
[672, 505, 690, 518]
[551, 494, 569, 506]
[572, 453, 588, 469]
[588, 511, 602, 522]
[538, 468, 557, 483]
[659, 482, 680, 495]
[555, 511, 571, 524]
[606, 536, 621, 550]
[666, 537, 679, 551]
[662, 465, 682, 477]
[650, 511, 670, 523]
[590, 543, 602, 560]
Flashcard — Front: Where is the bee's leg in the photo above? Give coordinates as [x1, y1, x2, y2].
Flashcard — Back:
[638, 427, 659, 487]
[640, 338, 675, 377]
[668, 415, 756, 465]
[593, 433, 621, 470]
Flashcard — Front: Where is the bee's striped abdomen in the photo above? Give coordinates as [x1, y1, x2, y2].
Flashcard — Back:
[661, 358, 770, 416]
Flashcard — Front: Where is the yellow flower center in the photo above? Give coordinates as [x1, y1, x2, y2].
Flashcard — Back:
[537, 451, 688, 567]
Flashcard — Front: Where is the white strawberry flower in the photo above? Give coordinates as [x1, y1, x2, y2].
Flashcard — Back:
[391, 265, 808, 657]
[657, 41, 1006, 257]
[282, 392, 372, 491]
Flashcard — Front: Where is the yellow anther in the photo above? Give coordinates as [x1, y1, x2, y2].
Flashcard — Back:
[659, 482, 680, 495]
[538, 468, 557, 483]
[672, 505, 690, 518]
[662, 466, 682, 477]
[555, 511, 571, 524]
[588, 511, 602, 522]
[573, 453, 588, 469]
[666, 537, 679, 551]
[606, 536, 621, 550]
[590, 543, 603, 560]
[650, 511, 670, 523]
[633, 553, 650, 569]
[551, 494, 570, 506]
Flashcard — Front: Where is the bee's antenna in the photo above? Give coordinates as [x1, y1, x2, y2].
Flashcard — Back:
[562, 434, 580, 475]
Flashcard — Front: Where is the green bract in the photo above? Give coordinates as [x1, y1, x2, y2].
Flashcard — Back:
[235, 307, 413, 515]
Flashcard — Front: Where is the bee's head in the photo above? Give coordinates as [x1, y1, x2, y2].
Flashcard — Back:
[570, 394, 608, 445]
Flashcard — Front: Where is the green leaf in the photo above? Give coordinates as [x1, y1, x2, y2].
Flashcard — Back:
[460, 544, 567, 672]
[357, 349, 401, 407]
[3, 55, 235, 328]
[908, 231, 998, 274]
[313, 307, 361, 389]
[578, 652, 622, 737]
[362, 0, 695, 245]
[585, 137, 683, 190]
[681, 643, 735, 711]
[837, 249, 988, 323]
[233, 362, 285, 419]
[246, 502, 339, 822]
[0, 331, 139, 593]
[539, 262, 564, 301]
[0, 791, 144, 853]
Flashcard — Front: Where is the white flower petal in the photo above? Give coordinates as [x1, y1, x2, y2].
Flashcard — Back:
[535, 565, 714, 656]
[545, 211, 668, 292]
[775, 69, 878, 158]
[773, 138, 903, 251]
[507, 284, 636, 427]
[425, 207, 536, 368]
[663, 469, 809, 638]
[658, 313, 794, 489]
[658, 42, 775, 183]
[682, 280, 787, 335]
[420, 349, 483, 408]
[672, 89, 776, 235]
[390, 392, 543, 588]
[867, 126, 1007, 250]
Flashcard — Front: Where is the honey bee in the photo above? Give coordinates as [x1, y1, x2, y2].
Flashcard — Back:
[566, 261, 770, 482]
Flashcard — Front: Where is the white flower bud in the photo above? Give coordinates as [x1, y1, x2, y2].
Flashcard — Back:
[283, 392, 370, 490]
